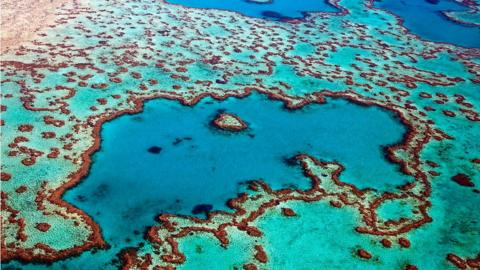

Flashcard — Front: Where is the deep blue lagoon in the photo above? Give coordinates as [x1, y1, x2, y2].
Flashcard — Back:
[62, 93, 405, 268]
[375, 0, 480, 47]
[166, 0, 340, 20]
[4, 93, 409, 270]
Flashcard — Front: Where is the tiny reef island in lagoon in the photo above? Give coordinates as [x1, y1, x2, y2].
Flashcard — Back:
[0, 0, 479, 269]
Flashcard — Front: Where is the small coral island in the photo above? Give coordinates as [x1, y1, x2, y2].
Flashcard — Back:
[212, 112, 248, 132]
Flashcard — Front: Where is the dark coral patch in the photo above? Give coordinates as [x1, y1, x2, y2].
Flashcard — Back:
[447, 253, 467, 269]
[191, 204, 213, 215]
[147, 146, 162, 154]
[76, 195, 87, 202]
[283, 156, 299, 167]
[451, 173, 475, 187]
[172, 137, 192, 146]
[15, 186, 27, 193]
[329, 200, 342, 208]
[398, 237, 411, 248]
[41, 132, 56, 139]
[243, 263, 258, 270]
[1, 172, 11, 181]
[172, 138, 183, 145]
[18, 124, 33, 132]
[380, 238, 392, 248]
[281, 207, 296, 217]
[356, 249, 372, 260]
[261, 11, 291, 20]
[254, 245, 268, 263]
[93, 184, 110, 198]
[35, 223, 51, 232]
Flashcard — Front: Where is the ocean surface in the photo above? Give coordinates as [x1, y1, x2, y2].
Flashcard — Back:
[375, 0, 480, 47]
[169, 0, 480, 47]
[167, 0, 339, 20]
[5, 93, 408, 269]
[2, 0, 479, 269]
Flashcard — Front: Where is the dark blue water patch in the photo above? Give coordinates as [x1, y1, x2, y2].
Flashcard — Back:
[192, 204, 214, 216]
[166, 0, 339, 21]
[147, 146, 162, 154]
[5, 93, 410, 270]
[375, 0, 480, 48]
[261, 10, 292, 20]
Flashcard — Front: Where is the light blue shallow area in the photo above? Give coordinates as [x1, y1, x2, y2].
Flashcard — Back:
[375, 0, 480, 48]
[166, 0, 339, 20]
[3, 93, 408, 270]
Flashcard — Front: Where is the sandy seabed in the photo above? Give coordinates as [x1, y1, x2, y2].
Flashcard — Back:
[0, 0, 74, 53]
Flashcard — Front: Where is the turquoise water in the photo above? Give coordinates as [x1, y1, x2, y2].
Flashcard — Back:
[375, 0, 480, 47]
[166, 0, 339, 20]
[168, 0, 480, 46]
[1, 0, 479, 269]
[4, 93, 407, 269]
